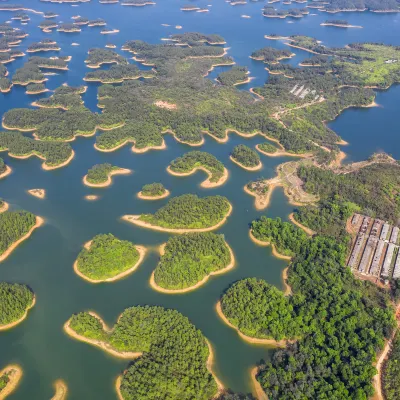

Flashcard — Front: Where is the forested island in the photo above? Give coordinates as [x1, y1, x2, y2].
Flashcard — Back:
[57, 24, 82, 33]
[0, 365, 22, 399]
[320, 0, 400, 13]
[0, 210, 43, 262]
[321, 19, 363, 27]
[123, 194, 232, 232]
[27, 40, 61, 53]
[138, 182, 169, 199]
[83, 163, 130, 187]
[263, 5, 309, 18]
[74, 234, 146, 283]
[0, 158, 11, 179]
[84, 64, 154, 83]
[65, 306, 220, 399]
[230, 145, 261, 171]
[250, 47, 294, 63]
[26, 83, 48, 94]
[168, 151, 228, 188]
[85, 48, 127, 68]
[217, 66, 250, 86]
[152, 233, 234, 292]
[0, 283, 35, 330]
[121, 0, 156, 6]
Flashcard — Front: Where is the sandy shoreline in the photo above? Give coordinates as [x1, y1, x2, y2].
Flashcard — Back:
[167, 165, 229, 188]
[64, 311, 143, 359]
[250, 367, 268, 400]
[0, 216, 44, 263]
[0, 201, 9, 213]
[122, 202, 232, 234]
[83, 168, 131, 188]
[0, 295, 36, 331]
[73, 244, 146, 283]
[149, 242, 235, 294]
[51, 379, 68, 400]
[215, 301, 289, 347]
[256, 144, 312, 159]
[27, 188, 46, 199]
[243, 183, 274, 211]
[43, 150, 75, 171]
[137, 190, 170, 200]
[0, 165, 12, 179]
[288, 213, 315, 236]
[320, 22, 362, 28]
[94, 138, 166, 154]
[0, 365, 23, 400]
[230, 155, 262, 171]
[249, 230, 292, 260]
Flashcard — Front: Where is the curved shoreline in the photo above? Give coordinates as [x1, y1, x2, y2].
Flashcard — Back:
[51, 379, 68, 400]
[0, 165, 12, 179]
[249, 230, 292, 260]
[137, 190, 170, 200]
[256, 144, 312, 159]
[162, 129, 205, 147]
[250, 367, 268, 400]
[0, 295, 36, 331]
[230, 155, 262, 171]
[288, 213, 315, 236]
[83, 168, 131, 188]
[282, 267, 292, 296]
[27, 189, 46, 199]
[73, 244, 147, 284]
[43, 150, 75, 171]
[122, 202, 232, 234]
[0, 216, 44, 263]
[149, 242, 235, 294]
[320, 23, 362, 28]
[63, 312, 143, 359]
[0, 365, 23, 400]
[215, 301, 288, 347]
[94, 139, 166, 154]
[243, 183, 275, 211]
[0, 201, 9, 214]
[166, 166, 229, 188]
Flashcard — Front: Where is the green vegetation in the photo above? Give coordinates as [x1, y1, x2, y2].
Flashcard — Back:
[26, 83, 46, 94]
[250, 47, 293, 63]
[34, 93, 83, 110]
[263, 6, 307, 18]
[217, 66, 248, 86]
[139, 194, 230, 229]
[0, 65, 7, 77]
[0, 283, 34, 326]
[0, 210, 36, 256]
[29, 56, 69, 70]
[257, 142, 278, 154]
[169, 151, 225, 182]
[73, 17, 89, 25]
[246, 178, 269, 195]
[170, 32, 225, 45]
[85, 48, 127, 67]
[0, 158, 6, 175]
[140, 183, 167, 197]
[324, 19, 350, 25]
[58, 23, 81, 33]
[154, 233, 231, 289]
[86, 163, 120, 184]
[12, 65, 44, 85]
[322, 0, 399, 12]
[88, 19, 106, 27]
[85, 64, 154, 83]
[0, 131, 73, 167]
[298, 161, 400, 223]
[68, 306, 218, 399]
[231, 145, 260, 168]
[76, 234, 140, 281]
[0, 77, 11, 92]
[27, 41, 60, 52]
[39, 20, 58, 30]
[220, 278, 300, 340]
[0, 370, 9, 391]
[383, 331, 400, 400]
[44, 12, 58, 18]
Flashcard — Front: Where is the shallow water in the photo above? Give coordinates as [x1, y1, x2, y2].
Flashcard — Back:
[0, 1, 399, 398]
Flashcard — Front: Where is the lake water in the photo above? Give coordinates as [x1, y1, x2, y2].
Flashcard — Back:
[0, 1, 399, 398]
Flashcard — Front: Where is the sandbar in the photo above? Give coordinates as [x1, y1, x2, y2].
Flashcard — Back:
[0, 201, 9, 213]
[205, 339, 225, 396]
[320, 22, 362, 28]
[137, 189, 170, 200]
[84, 195, 99, 201]
[288, 212, 315, 236]
[0, 295, 35, 331]
[51, 380, 68, 400]
[26, 88, 50, 95]
[27, 188, 46, 199]
[166, 165, 229, 188]
[122, 202, 232, 234]
[243, 183, 274, 211]
[230, 155, 262, 171]
[282, 267, 292, 296]
[216, 301, 288, 347]
[0, 365, 23, 400]
[0, 165, 12, 179]
[149, 242, 235, 294]
[83, 168, 131, 188]
[0, 216, 44, 263]
[74, 243, 146, 283]
[64, 311, 143, 359]
[250, 366, 268, 400]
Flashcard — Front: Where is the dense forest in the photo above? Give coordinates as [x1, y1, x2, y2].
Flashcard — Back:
[140, 182, 166, 197]
[68, 306, 218, 399]
[169, 32, 225, 45]
[26, 83, 46, 94]
[154, 232, 231, 289]
[86, 163, 120, 184]
[250, 47, 293, 63]
[58, 23, 81, 33]
[27, 41, 60, 52]
[322, 0, 400, 12]
[0, 210, 37, 256]
[139, 194, 230, 229]
[0, 158, 6, 175]
[231, 145, 261, 168]
[0, 77, 11, 92]
[85, 64, 154, 83]
[169, 151, 225, 183]
[383, 331, 400, 400]
[12, 64, 45, 85]
[0, 282, 34, 326]
[76, 234, 140, 281]
[217, 66, 248, 86]
[85, 48, 128, 68]
[257, 142, 278, 154]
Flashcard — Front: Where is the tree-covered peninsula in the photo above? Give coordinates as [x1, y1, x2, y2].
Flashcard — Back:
[231, 145, 261, 170]
[84, 64, 154, 83]
[152, 232, 233, 292]
[65, 306, 220, 399]
[123, 194, 231, 232]
[74, 234, 145, 282]
[168, 151, 228, 187]
[84, 163, 130, 187]
[0, 365, 22, 398]
[85, 48, 127, 68]
[0, 282, 35, 329]
[217, 66, 249, 86]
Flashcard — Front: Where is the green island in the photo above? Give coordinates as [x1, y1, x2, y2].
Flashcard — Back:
[12, 64, 45, 86]
[44, 12, 58, 18]
[138, 182, 169, 199]
[84, 64, 154, 83]
[230, 144, 261, 170]
[256, 142, 278, 154]
[263, 6, 309, 18]
[65, 306, 220, 399]
[27, 40, 60, 53]
[29, 56, 70, 70]
[0, 77, 12, 93]
[85, 48, 127, 68]
[219, 278, 300, 341]
[320, 0, 400, 13]
[33, 92, 84, 110]
[74, 234, 145, 283]
[84, 163, 130, 187]
[39, 20, 58, 31]
[217, 66, 250, 86]
[0, 365, 22, 398]
[12, 12, 29, 21]
[73, 17, 89, 26]
[168, 151, 228, 187]
[0, 282, 35, 330]
[383, 331, 400, 400]
[0, 158, 9, 177]
[121, 0, 156, 6]
[169, 32, 226, 45]
[250, 47, 294, 63]
[0, 64, 7, 78]
[57, 23, 81, 33]
[25, 83, 47, 95]
[0, 210, 42, 262]
[152, 232, 233, 292]
[88, 19, 107, 27]
[123, 194, 232, 232]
